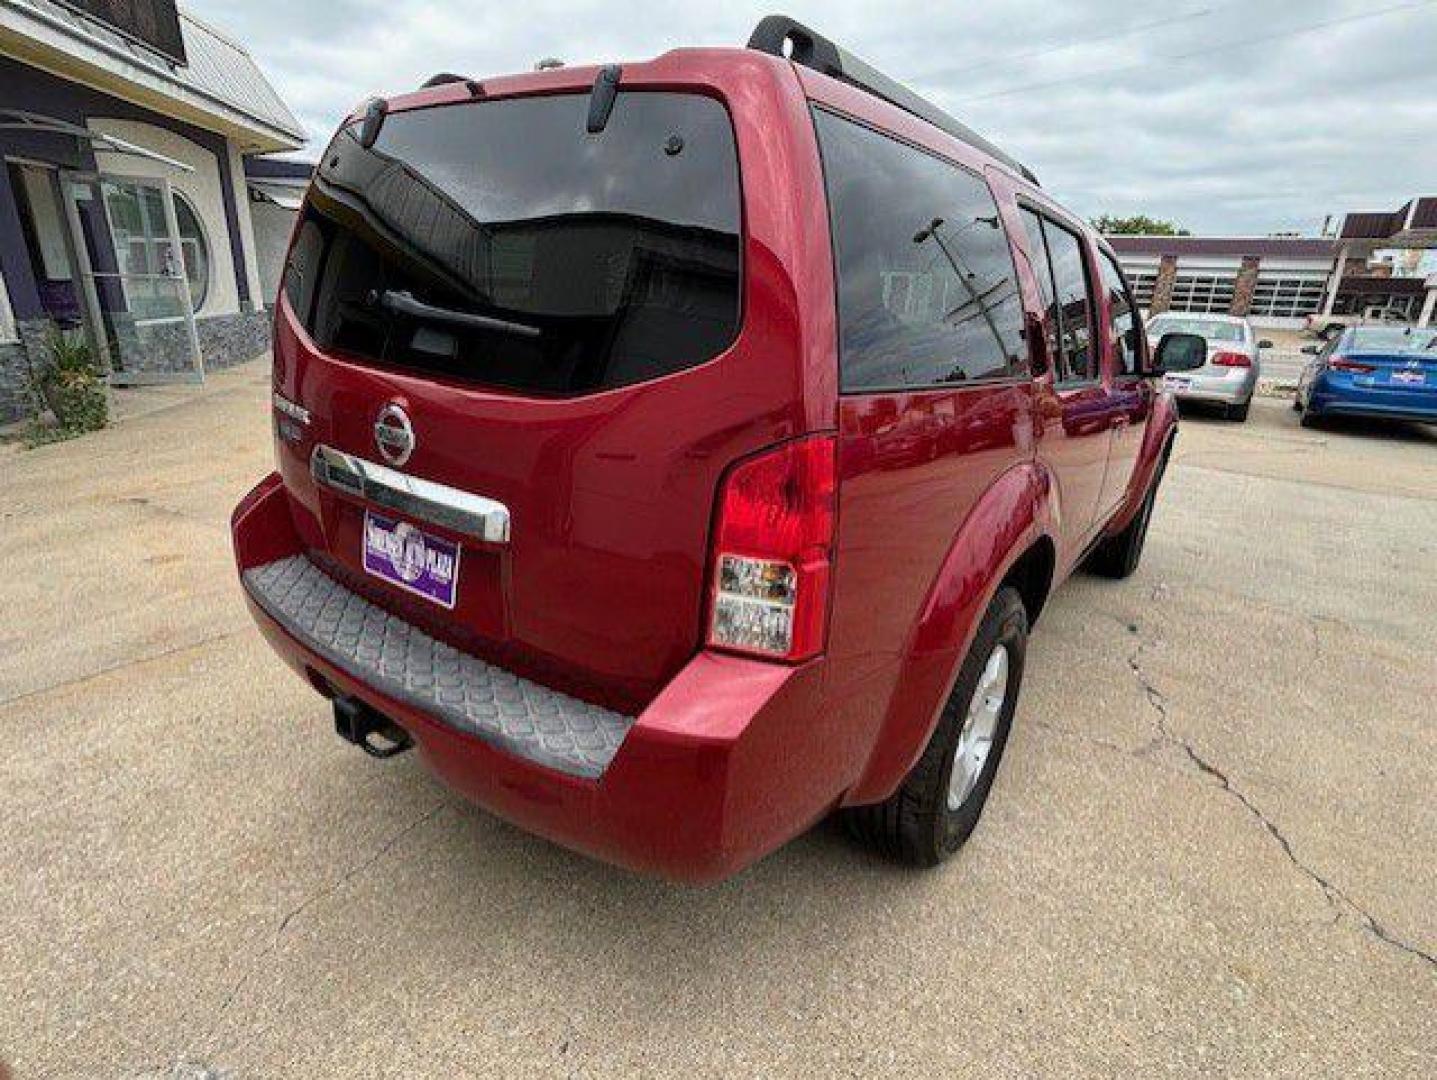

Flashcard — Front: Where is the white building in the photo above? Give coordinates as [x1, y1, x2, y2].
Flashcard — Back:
[0, 0, 306, 422]
[1109, 197, 1437, 331]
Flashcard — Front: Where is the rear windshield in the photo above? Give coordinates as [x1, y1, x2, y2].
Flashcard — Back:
[283, 92, 742, 394]
[1349, 327, 1437, 353]
[1147, 317, 1244, 343]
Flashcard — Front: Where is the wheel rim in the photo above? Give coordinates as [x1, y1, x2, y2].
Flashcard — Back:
[947, 643, 1009, 811]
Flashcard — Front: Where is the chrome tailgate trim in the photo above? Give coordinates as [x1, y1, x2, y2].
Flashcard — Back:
[311, 444, 511, 543]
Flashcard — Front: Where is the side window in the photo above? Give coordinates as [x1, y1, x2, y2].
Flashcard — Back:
[1099, 251, 1142, 377]
[1041, 220, 1099, 383]
[282, 217, 325, 326]
[1019, 208, 1061, 375]
[814, 110, 1027, 392]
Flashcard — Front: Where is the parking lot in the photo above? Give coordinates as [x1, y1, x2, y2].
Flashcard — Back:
[1, 364, 1434, 1078]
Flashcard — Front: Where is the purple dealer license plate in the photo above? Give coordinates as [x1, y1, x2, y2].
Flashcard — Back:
[362, 510, 461, 608]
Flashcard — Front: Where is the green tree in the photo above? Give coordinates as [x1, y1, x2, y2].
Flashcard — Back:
[1091, 214, 1191, 236]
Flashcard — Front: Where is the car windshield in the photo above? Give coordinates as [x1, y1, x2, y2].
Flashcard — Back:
[282, 92, 743, 394]
[1349, 327, 1437, 353]
[1147, 318, 1244, 343]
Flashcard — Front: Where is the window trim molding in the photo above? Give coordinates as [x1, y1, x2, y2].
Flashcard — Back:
[0, 268, 18, 344]
[1097, 246, 1146, 379]
[836, 373, 1028, 398]
[170, 188, 212, 314]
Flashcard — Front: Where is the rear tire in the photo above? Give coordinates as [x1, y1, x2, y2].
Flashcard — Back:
[844, 587, 1028, 868]
[1228, 401, 1250, 423]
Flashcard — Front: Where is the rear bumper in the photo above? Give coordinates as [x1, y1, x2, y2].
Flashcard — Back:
[1309, 384, 1437, 423]
[232, 473, 836, 882]
[1167, 372, 1255, 406]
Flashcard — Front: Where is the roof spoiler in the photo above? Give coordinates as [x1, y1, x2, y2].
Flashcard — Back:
[747, 14, 1039, 187]
[419, 73, 484, 97]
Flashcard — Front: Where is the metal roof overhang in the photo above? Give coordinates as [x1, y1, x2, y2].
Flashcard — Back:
[0, 3, 302, 153]
[248, 180, 304, 210]
[1339, 228, 1437, 257]
[0, 108, 195, 169]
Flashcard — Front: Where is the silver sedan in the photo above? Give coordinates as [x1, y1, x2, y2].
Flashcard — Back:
[1145, 313, 1269, 422]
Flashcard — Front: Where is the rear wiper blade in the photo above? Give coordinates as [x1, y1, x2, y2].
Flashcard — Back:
[375, 289, 540, 339]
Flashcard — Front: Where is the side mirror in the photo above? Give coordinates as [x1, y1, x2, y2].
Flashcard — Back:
[1300, 344, 1321, 355]
[1151, 332, 1206, 375]
[1258, 339, 1274, 350]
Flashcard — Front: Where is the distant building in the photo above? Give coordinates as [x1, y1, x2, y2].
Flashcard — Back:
[1109, 197, 1437, 330]
[0, 0, 305, 422]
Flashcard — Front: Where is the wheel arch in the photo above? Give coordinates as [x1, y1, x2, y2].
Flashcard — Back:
[1000, 533, 1056, 630]
[841, 461, 1056, 806]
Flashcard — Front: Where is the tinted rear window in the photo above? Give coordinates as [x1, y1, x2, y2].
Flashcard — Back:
[813, 109, 1026, 393]
[1349, 327, 1437, 353]
[1147, 318, 1244, 343]
[284, 92, 741, 394]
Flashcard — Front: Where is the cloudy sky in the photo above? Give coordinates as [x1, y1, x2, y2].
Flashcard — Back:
[190, 0, 1437, 235]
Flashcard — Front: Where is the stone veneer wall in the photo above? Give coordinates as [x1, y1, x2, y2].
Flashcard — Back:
[0, 318, 50, 425]
[121, 309, 272, 376]
[197, 309, 271, 372]
[0, 309, 270, 424]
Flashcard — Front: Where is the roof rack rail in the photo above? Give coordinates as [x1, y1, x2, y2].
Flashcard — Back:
[747, 14, 1039, 187]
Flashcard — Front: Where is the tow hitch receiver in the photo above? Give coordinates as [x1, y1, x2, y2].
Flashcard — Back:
[334, 696, 414, 759]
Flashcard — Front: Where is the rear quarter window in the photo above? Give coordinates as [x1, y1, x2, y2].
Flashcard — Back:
[1098, 250, 1142, 376]
[284, 91, 742, 395]
[813, 109, 1026, 393]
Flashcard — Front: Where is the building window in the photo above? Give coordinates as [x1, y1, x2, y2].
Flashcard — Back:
[171, 192, 210, 312]
[1250, 274, 1329, 319]
[1128, 272, 1157, 308]
[105, 182, 212, 317]
[1168, 274, 1235, 314]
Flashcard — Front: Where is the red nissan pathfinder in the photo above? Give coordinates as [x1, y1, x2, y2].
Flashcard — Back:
[232, 17, 1203, 881]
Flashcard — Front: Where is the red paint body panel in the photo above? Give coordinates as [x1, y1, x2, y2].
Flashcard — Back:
[234, 477, 840, 882]
[839, 463, 1053, 804]
[234, 47, 1179, 880]
[269, 52, 837, 714]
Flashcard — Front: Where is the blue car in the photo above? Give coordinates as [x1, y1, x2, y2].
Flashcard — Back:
[1296, 326, 1437, 427]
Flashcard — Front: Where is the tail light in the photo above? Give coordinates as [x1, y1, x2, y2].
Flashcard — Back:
[1328, 357, 1376, 374]
[707, 435, 837, 662]
[1211, 351, 1251, 368]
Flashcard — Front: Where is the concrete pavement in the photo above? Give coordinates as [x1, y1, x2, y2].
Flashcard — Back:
[1, 365, 1433, 1078]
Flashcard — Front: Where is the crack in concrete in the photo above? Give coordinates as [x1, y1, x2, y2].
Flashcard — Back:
[1027, 717, 1137, 758]
[1124, 627, 1436, 972]
[0, 630, 246, 710]
[208, 798, 451, 1031]
[116, 495, 223, 530]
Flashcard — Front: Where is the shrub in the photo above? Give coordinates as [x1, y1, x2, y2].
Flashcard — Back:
[24, 325, 109, 446]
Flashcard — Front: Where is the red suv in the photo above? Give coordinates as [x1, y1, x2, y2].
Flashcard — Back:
[232, 17, 1197, 881]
